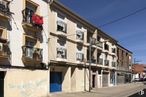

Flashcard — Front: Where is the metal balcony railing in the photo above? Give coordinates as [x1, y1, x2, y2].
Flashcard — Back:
[22, 8, 43, 29]
[76, 53, 84, 61]
[22, 46, 43, 62]
[96, 41, 103, 48]
[104, 60, 109, 66]
[56, 47, 67, 59]
[0, 42, 10, 57]
[112, 62, 116, 67]
[97, 58, 103, 65]
[0, 0, 11, 16]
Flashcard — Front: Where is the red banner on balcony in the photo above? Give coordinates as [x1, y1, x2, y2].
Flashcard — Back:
[32, 14, 43, 25]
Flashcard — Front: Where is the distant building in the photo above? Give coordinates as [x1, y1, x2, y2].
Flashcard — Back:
[132, 64, 146, 81]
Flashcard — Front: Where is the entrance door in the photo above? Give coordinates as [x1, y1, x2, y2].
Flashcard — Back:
[50, 72, 62, 92]
[102, 72, 108, 87]
[0, 72, 5, 97]
[92, 75, 96, 88]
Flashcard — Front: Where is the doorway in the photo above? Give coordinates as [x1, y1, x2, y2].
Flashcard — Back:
[92, 75, 96, 88]
[0, 71, 5, 97]
[50, 72, 62, 92]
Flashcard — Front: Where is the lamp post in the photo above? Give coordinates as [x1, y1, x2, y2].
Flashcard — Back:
[89, 37, 92, 92]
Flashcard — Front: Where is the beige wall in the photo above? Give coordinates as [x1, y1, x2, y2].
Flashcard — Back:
[4, 69, 48, 97]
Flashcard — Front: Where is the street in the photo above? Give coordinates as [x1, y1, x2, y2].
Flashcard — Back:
[49, 82, 146, 97]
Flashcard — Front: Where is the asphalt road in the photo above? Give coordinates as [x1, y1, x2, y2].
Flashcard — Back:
[49, 82, 146, 97]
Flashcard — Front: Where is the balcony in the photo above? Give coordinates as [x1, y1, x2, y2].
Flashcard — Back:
[22, 46, 43, 64]
[56, 20, 67, 37]
[117, 65, 129, 71]
[76, 30, 84, 44]
[56, 47, 67, 62]
[96, 41, 103, 48]
[76, 52, 84, 62]
[0, 41, 10, 59]
[22, 8, 43, 30]
[104, 60, 109, 66]
[97, 58, 103, 65]
[0, 0, 11, 19]
[112, 62, 116, 67]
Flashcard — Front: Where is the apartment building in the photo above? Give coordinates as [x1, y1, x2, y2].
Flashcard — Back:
[0, 0, 133, 97]
[0, 0, 49, 97]
[48, 0, 118, 93]
[117, 44, 132, 84]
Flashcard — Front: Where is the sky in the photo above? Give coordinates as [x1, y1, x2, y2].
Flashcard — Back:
[59, 0, 146, 64]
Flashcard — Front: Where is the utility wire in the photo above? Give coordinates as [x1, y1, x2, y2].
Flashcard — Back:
[99, 6, 146, 27]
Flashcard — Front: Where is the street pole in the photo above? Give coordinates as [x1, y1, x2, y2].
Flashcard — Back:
[89, 37, 92, 92]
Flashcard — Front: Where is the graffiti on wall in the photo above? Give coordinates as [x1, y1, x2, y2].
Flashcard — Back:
[8, 78, 47, 97]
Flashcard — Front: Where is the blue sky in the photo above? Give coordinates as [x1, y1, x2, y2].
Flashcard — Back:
[59, 0, 146, 64]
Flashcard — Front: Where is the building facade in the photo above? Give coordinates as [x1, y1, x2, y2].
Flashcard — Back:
[132, 64, 146, 81]
[0, 0, 133, 97]
[0, 0, 49, 97]
[116, 44, 132, 85]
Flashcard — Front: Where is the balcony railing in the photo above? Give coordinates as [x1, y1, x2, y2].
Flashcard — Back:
[96, 41, 103, 48]
[22, 46, 43, 62]
[97, 58, 103, 65]
[76, 30, 84, 41]
[57, 47, 67, 59]
[0, 42, 10, 57]
[104, 60, 109, 66]
[112, 62, 116, 67]
[57, 20, 67, 33]
[0, 0, 11, 16]
[22, 8, 43, 29]
[117, 66, 129, 71]
[76, 53, 84, 61]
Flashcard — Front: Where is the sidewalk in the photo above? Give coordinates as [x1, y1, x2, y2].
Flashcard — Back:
[49, 82, 145, 97]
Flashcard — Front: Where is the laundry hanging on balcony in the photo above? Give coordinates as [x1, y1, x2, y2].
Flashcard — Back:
[31, 14, 43, 25]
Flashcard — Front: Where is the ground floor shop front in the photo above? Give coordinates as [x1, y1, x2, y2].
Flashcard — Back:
[0, 65, 130, 97]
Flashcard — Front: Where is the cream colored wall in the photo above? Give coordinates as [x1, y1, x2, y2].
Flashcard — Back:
[66, 19, 76, 62]
[9, 0, 49, 66]
[76, 67, 85, 91]
[85, 68, 89, 91]
[71, 67, 76, 91]
[5, 69, 48, 97]
[48, 8, 88, 64]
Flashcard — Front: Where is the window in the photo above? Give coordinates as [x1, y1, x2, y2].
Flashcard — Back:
[57, 20, 67, 32]
[57, 47, 66, 59]
[76, 53, 84, 61]
[112, 48, 116, 53]
[104, 43, 109, 50]
[97, 35, 101, 41]
[23, 1, 37, 23]
[76, 30, 84, 40]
